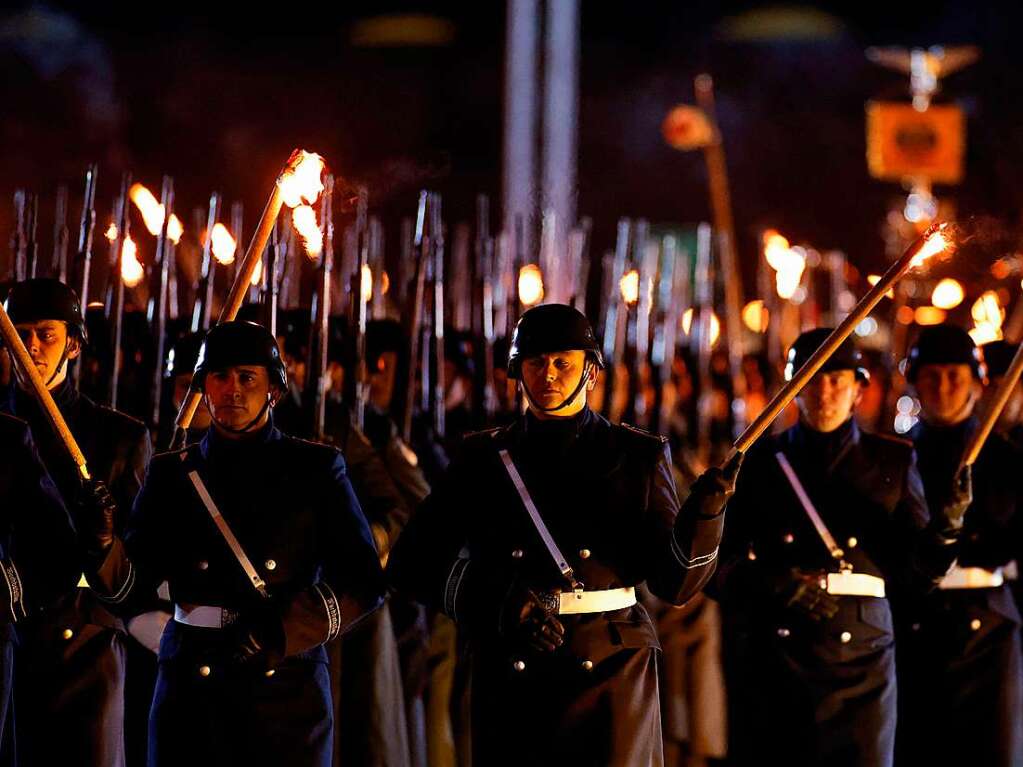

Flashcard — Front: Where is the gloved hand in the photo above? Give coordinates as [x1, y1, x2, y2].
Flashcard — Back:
[230, 605, 286, 671]
[938, 465, 971, 536]
[78, 479, 117, 555]
[499, 586, 566, 653]
[772, 568, 840, 622]
[684, 451, 744, 518]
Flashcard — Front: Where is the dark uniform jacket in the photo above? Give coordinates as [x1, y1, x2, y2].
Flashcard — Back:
[387, 407, 721, 766]
[90, 419, 386, 767]
[898, 417, 1023, 767]
[0, 412, 81, 758]
[2, 380, 151, 767]
[714, 419, 945, 767]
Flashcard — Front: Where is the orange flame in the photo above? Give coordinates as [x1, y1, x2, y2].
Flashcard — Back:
[909, 226, 953, 269]
[129, 183, 184, 244]
[518, 264, 544, 306]
[742, 300, 769, 333]
[105, 223, 118, 241]
[210, 223, 237, 265]
[250, 258, 263, 287]
[762, 229, 791, 270]
[682, 308, 721, 346]
[361, 264, 374, 302]
[278, 151, 325, 208]
[867, 275, 896, 300]
[120, 236, 144, 287]
[291, 205, 323, 257]
[620, 269, 640, 305]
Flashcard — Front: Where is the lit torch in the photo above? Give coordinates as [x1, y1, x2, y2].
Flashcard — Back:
[962, 336, 1023, 467]
[170, 149, 326, 446]
[730, 223, 954, 457]
[210, 223, 237, 265]
[291, 205, 323, 258]
[120, 235, 144, 287]
[518, 264, 544, 306]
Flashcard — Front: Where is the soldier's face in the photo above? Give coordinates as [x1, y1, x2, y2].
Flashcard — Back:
[915, 363, 977, 425]
[204, 365, 275, 435]
[521, 349, 596, 419]
[173, 374, 211, 429]
[13, 320, 80, 390]
[797, 370, 861, 433]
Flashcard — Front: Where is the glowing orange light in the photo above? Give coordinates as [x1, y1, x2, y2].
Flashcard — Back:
[742, 299, 769, 332]
[620, 269, 640, 305]
[896, 305, 915, 325]
[210, 223, 237, 265]
[250, 258, 263, 287]
[518, 264, 544, 306]
[167, 215, 183, 244]
[763, 230, 792, 270]
[105, 223, 118, 241]
[762, 230, 805, 299]
[971, 291, 1004, 328]
[931, 278, 964, 310]
[277, 151, 326, 208]
[682, 307, 721, 346]
[867, 275, 896, 300]
[120, 236, 144, 287]
[381, 270, 390, 295]
[129, 183, 184, 244]
[914, 306, 947, 325]
[908, 227, 952, 269]
[291, 205, 323, 258]
[361, 264, 374, 302]
[991, 258, 1014, 280]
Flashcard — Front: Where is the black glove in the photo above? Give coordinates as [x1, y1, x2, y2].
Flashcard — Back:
[938, 465, 971, 537]
[685, 452, 744, 518]
[772, 568, 840, 622]
[230, 605, 286, 671]
[78, 479, 117, 555]
[499, 586, 565, 653]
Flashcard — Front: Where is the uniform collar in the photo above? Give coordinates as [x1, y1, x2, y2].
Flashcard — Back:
[199, 412, 281, 461]
[12, 377, 80, 417]
[786, 418, 860, 474]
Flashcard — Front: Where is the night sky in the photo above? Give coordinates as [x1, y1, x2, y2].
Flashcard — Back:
[3, 1, 1023, 289]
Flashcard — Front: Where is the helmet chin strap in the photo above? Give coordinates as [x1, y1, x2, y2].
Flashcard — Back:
[205, 391, 274, 435]
[521, 361, 592, 414]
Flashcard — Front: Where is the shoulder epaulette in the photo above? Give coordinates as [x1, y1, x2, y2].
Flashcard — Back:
[618, 422, 669, 446]
[462, 426, 505, 443]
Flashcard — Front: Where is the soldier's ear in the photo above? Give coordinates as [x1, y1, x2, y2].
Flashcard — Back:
[66, 336, 82, 360]
[585, 362, 598, 391]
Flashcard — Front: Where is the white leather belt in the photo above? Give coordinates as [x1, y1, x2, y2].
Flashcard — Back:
[173, 604, 239, 628]
[823, 572, 886, 598]
[558, 587, 636, 615]
[939, 565, 1007, 590]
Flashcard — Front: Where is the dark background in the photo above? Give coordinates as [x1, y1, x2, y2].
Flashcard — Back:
[2, 1, 1021, 288]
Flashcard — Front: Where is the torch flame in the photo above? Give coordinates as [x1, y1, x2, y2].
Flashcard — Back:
[620, 269, 640, 305]
[105, 223, 118, 241]
[167, 215, 183, 245]
[291, 205, 323, 258]
[361, 264, 374, 302]
[682, 308, 720, 346]
[931, 278, 964, 310]
[909, 226, 952, 269]
[278, 151, 326, 208]
[742, 300, 769, 332]
[762, 229, 805, 300]
[210, 223, 237, 265]
[129, 183, 184, 244]
[518, 264, 544, 306]
[120, 236, 144, 287]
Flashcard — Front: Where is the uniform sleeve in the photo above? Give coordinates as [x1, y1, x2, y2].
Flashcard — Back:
[386, 451, 481, 625]
[899, 449, 957, 591]
[276, 450, 386, 656]
[109, 422, 153, 531]
[343, 424, 411, 558]
[5, 422, 81, 618]
[88, 457, 171, 617]
[646, 443, 722, 606]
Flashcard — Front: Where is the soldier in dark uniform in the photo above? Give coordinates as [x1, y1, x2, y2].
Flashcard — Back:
[0, 413, 81, 760]
[83, 320, 385, 767]
[2, 278, 152, 767]
[387, 303, 738, 766]
[713, 329, 963, 767]
[978, 339, 1023, 450]
[897, 325, 1023, 766]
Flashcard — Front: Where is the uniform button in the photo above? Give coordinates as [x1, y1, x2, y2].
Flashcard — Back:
[61, 628, 74, 641]
[840, 631, 852, 644]
[579, 549, 591, 560]
[581, 659, 594, 671]
[777, 627, 791, 638]
[198, 665, 211, 677]
[846, 537, 858, 549]
[783, 533, 795, 544]
[197, 560, 209, 571]
[264, 560, 277, 571]
[513, 660, 526, 672]
[511, 549, 524, 560]
[970, 618, 982, 631]
[265, 669, 276, 677]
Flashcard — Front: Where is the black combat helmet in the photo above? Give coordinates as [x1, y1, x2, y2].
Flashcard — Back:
[192, 321, 288, 392]
[165, 333, 204, 379]
[978, 339, 1018, 380]
[785, 327, 869, 383]
[904, 324, 986, 383]
[507, 303, 604, 380]
[3, 278, 88, 343]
